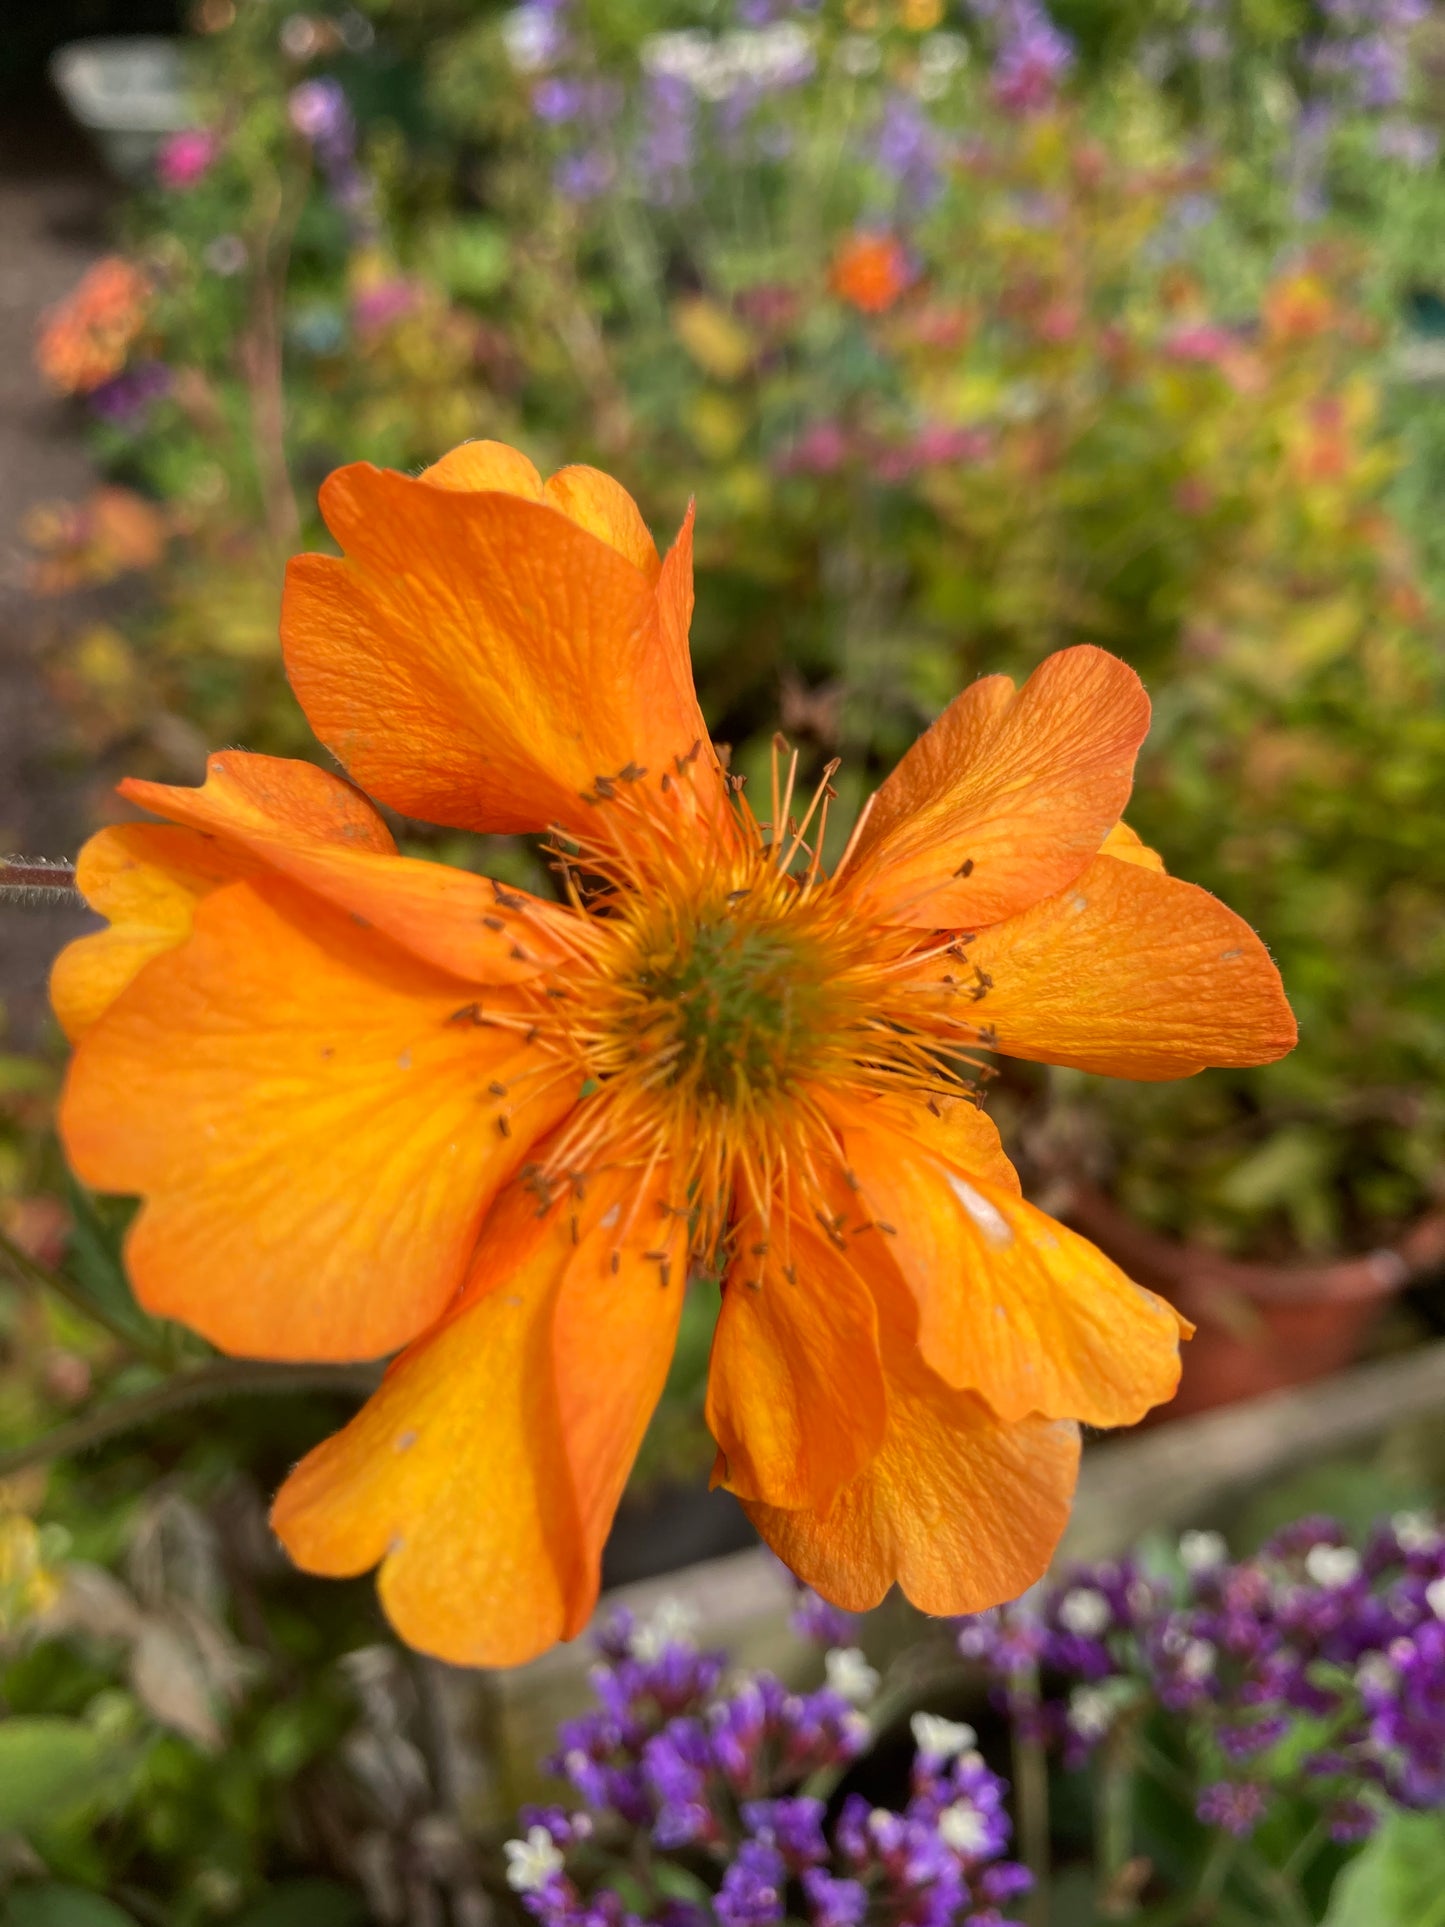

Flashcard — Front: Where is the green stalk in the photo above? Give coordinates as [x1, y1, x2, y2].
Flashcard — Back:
[0, 1226, 168, 1364]
[1012, 1690, 1052, 1927]
[0, 1360, 380, 1479]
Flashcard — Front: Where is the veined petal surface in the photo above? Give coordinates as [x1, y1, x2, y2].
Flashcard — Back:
[706, 1210, 885, 1513]
[122, 752, 571, 985]
[60, 878, 571, 1360]
[272, 1161, 685, 1667]
[845, 647, 1150, 929]
[961, 853, 1298, 1079]
[282, 456, 722, 839]
[746, 1279, 1079, 1615]
[840, 1108, 1186, 1428]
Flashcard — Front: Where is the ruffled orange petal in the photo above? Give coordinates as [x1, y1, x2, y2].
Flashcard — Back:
[60, 878, 572, 1361]
[746, 1291, 1079, 1615]
[281, 450, 722, 839]
[121, 751, 572, 985]
[838, 1107, 1186, 1427]
[962, 852, 1297, 1079]
[1099, 820, 1164, 871]
[271, 1161, 685, 1667]
[844, 648, 1150, 929]
[50, 824, 245, 1041]
[705, 1209, 885, 1512]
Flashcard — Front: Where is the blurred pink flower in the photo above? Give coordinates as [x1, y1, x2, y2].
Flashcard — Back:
[157, 128, 220, 191]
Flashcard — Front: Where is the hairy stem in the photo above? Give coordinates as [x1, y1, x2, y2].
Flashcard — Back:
[0, 1359, 381, 1479]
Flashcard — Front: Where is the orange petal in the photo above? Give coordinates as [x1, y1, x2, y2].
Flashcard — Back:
[746, 1296, 1079, 1615]
[962, 852, 1297, 1079]
[121, 751, 572, 985]
[839, 1108, 1186, 1427]
[544, 466, 661, 580]
[420, 440, 546, 497]
[282, 459, 722, 839]
[820, 1087, 1021, 1195]
[271, 1161, 685, 1667]
[1099, 820, 1164, 871]
[50, 824, 245, 1041]
[60, 878, 572, 1360]
[845, 648, 1150, 928]
[705, 1210, 885, 1512]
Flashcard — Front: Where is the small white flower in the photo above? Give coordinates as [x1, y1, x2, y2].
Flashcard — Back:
[1392, 1511, 1440, 1555]
[1068, 1685, 1118, 1739]
[938, 1800, 990, 1857]
[1305, 1545, 1361, 1590]
[1425, 1575, 1445, 1622]
[825, 1646, 880, 1705]
[1057, 1587, 1112, 1638]
[910, 1712, 977, 1761]
[918, 31, 968, 76]
[502, 4, 563, 73]
[1179, 1530, 1228, 1575]
[837, 33, 881, 76]
[504, 1826, 564, 1894]
[1179, 1638, 1217, 1682]
[1355, 1653, 1396, 1694]
[629, 1597, 698, 1662]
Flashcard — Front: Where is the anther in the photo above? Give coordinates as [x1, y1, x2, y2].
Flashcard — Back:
[953, 857, 975, 878]
[483, 915, 505, 931]
[488, 1080, 508, 1096]
[510, 944, 528, 961]
[618, 762, 647, 782]
[570, 1215, 580, 1245]
[496, 1116, 513, 1138]
[610, 1251, 620, 1275]
[447, 1002, 483, 1025]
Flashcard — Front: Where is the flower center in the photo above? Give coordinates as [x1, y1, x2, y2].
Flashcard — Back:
[629, 913, 828, 1105]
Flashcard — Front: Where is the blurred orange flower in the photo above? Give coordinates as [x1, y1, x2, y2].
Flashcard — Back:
[830, 233, 914, 315]
[54, 443, 1295, 1666]
[24, 488, 168, 595]
[35, 257, 150, 396]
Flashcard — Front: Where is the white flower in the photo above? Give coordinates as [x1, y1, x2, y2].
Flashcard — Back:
[938, 1800, 990, 1856]
[825, 1646, 880, 1705]
[641, 24, 812, 101]
[916, 31, 967, 98]
[629, 1597, 698, 1662]
[837, 33, 881, 76]
[1068, 1686, 1115, 1739]
[1057, 1587, 1112, 1638]
[1425, 1575, 1445, 1622]
[502, 5, 564, 73]
[1178, 1638, 1217, 1682]
[1305, 1545, 1361, 1590]
[1392, 1511, 1440, 1555]
[910, 1712, 977, 1761]
[504, 1826, 564, 1894]
[1355, 1653, 1396, 1694]
[1179, 1530, 1228, 1575]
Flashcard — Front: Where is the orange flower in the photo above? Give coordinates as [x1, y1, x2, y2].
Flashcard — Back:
[830, 233, 914, 315]
[36, 257, 150, 396]
[54, 442, 1295, 1666]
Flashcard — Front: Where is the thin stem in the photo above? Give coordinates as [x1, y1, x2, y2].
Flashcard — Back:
[0, 858, 81, 906]
[1187, 1831, 1237, 1922]
[1012, 1699, 1052, 1927]
[0, 1359, 381, 1479]
[1097, 1713, 1141, 1918]
[0, 1226, 166, 1363]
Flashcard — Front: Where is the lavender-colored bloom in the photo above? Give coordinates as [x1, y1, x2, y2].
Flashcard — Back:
[1197, 1780, 1269, 1837]
[289, 78, 353, 162]
[986, 1, 1074, 116]
[555, 147, 616, 201]
[800, 1870, 867, 1927]
[791, 1590, 858, 1648]
[88, 360, 171, 423]
[716, 1838, 786, 1927]
[874, 92, 944, 206]
[637, 72, 696, 206]
[742, 1796, 828, 1867]
[1377, 119, 1439, 165]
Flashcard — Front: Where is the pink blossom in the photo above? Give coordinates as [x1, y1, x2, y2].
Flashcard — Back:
[156, 128, 220, 191]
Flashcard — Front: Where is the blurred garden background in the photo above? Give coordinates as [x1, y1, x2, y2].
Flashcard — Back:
[3, 0, 1445, 1920]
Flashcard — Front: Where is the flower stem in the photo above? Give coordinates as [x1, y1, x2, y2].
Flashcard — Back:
[0, 1226, 165, 1362]
[1012, 1702, 1052, 1927]
[0, 857, 80, 906]
[0, 1360, 380, 1479]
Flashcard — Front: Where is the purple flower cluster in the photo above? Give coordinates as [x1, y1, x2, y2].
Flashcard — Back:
[1309, 0, 1428, 113]
[956, 1513, 1445, 1841]
[288, 78, 374, 228]
[967, 1, 1075, 117]
[504, 1599, 1030, 1927]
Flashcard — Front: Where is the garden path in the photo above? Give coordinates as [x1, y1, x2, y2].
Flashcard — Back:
[0, 100, 113, 1047]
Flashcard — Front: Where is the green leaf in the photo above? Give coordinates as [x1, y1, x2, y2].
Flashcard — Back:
[3, 1887, 139, 1927]
[0, 1719, 111, 1830]
[1323, 1813, 1445, 1927]
[231, 1883, 369, 1927]
[60, 1179, 167, 1352]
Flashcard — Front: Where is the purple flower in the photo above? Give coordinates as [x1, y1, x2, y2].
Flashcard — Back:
[555, 148, 616, 200]
[791, 1590, 858, 1649]
[717, 1838, 787, 1927]
[1197, 1780, 1269, 1837]
[88, 360, 171, 423]
[874, 93, 944, 206]
[742, 1796, 828, 1867]
[800, 1870, 867, 1927]
[984, 1, 1074, 115]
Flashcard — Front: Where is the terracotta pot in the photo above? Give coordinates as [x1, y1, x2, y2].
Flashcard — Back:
[1061, 1182, 1445, 1422]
